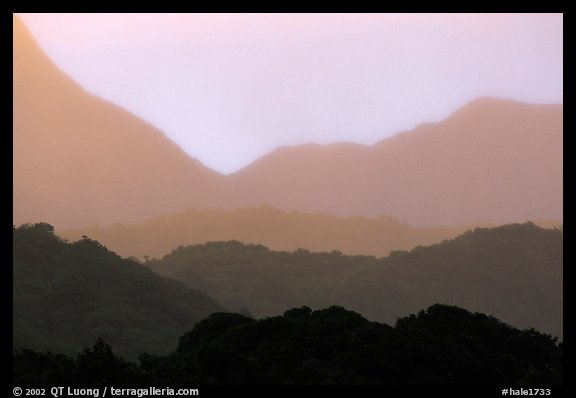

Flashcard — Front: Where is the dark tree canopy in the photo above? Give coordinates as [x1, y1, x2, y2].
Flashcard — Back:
[14, 305, 562, 385]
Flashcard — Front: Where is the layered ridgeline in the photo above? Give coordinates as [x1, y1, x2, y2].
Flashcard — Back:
[14, 16, 562, 230]
[59, 206, 494, 259]
[148, 223, 563, 338]
[14, 305, 562, 385]
[13, 223, 224, 360]
[13, 16, 227, 229]
[59, 206, 561, 260]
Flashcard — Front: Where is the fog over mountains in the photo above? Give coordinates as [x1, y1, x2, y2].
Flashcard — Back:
[12, 14, 564, 385]
[14, 15, 563, 230]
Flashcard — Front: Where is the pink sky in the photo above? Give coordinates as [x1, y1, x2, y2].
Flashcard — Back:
[17, 13, 563, 174]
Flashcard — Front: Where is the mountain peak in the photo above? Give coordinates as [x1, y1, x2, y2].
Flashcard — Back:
[463, 96, 526, 107]
[451, 96, 562, 119]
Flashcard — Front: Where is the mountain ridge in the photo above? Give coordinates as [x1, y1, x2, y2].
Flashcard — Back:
[13, 15, 228, 229]
[229, 97, 562, 226]
[13, 16, 563, 229]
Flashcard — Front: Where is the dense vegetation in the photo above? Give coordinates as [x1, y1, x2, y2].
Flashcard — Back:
[148, 223, 562, 338]
[14, 304, 562, 385]
[13, 223, 223, 359]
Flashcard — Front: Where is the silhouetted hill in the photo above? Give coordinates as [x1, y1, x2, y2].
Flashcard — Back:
[13, 223, 224, 359]
[148, 223, 562, 338]
[13, 16, 227, 229]
[231, 97, 562, 226]
[14, 305, 562, 385]
[58, 206, 499, 260]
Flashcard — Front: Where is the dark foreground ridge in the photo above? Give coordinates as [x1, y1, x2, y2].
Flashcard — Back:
[14, 304, 562, 385]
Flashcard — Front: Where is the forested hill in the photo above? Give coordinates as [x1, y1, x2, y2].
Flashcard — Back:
[13, 223, 224, 359]
[148, 223, 563, 338]
[14, 305, 562, 385]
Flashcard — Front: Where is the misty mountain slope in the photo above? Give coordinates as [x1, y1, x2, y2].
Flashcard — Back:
[13, 223, 224, 360]
[13, 16, 227, 229]
[58, 206, 497, 260]
[230, 98, 562, 226]
[14, 15, 562, 229]
[148, 223, 562, 338]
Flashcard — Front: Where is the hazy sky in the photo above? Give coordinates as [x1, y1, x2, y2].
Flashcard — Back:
[18, 13, 563, 174]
